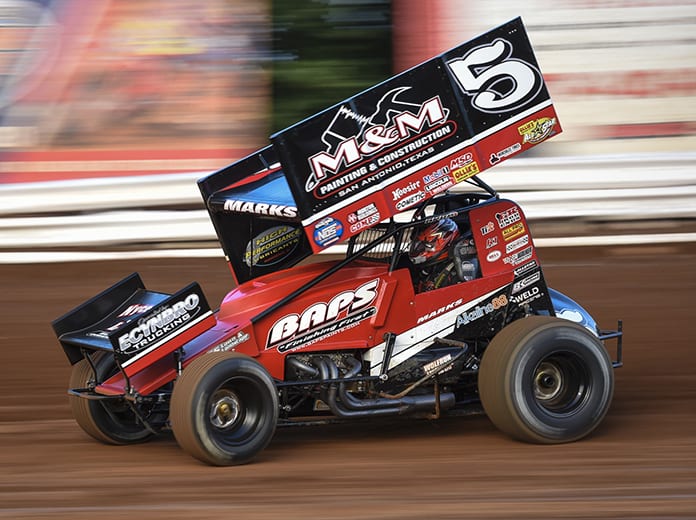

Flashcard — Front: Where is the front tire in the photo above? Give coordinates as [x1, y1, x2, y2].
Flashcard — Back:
[478, 316, 614, 443]
[170, 352, 278, 466]
[69, 351, 154, 445]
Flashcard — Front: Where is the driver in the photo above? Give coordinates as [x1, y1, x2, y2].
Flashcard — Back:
[409, 218, 479, 292]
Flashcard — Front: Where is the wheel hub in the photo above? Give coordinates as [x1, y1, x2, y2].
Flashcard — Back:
[210, 393, 241, 429]
[534, 361, 563, 402]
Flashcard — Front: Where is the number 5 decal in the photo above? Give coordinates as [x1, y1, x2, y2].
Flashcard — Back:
[447, 38, 543, 114]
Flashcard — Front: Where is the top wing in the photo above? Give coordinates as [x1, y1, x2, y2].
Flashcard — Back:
[199, 17, 560, 283]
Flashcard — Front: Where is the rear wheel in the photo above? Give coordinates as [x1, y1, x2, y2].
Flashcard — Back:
[69, 351, 153, 444]
[478, 316, 614, 443]
[170, 352, 278, 466]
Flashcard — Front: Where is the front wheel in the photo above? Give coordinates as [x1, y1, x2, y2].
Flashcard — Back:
[478, 316, 614, 444]
[169, 352, 278, 466]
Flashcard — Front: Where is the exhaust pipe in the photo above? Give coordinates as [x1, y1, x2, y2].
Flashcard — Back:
[317, 357, 454, 419]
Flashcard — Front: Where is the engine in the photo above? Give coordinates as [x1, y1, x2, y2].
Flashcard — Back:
[282, 343, 477, 420]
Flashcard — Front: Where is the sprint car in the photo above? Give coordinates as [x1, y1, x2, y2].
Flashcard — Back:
[52, 18, 622, 466]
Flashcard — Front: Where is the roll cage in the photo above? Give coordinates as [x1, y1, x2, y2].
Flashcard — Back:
[252, 180, 498, 324]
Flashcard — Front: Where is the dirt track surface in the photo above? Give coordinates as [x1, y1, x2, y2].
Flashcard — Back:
[2, 244, 695, 519]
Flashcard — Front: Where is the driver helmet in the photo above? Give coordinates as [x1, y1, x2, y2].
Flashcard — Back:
[409, 218, 460, 265]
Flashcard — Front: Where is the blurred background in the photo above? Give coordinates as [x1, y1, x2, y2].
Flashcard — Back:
[1, 0, 695, 255]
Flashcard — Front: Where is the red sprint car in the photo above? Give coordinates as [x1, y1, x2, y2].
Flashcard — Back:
[53, 18, 622, 465]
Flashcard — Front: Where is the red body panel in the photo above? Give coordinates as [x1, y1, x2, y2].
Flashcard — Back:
[251, 263, 409, 379]
[96, 200, 538, 395]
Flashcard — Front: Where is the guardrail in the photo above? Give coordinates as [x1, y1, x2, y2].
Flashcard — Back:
[1, 153, 695, 253]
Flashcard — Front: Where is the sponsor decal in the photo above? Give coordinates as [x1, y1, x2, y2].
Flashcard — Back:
[276, 307, 376, 353]
[518, 117, 557, 144]
[449, 152, 474, 171]
[486, 250, 502, 262]
[307, 87, 451, 192]
[510, 286, 542, 305]
[116, 293, 203, 355]
[502, 222, 526, 241]
[512, 271, 541, 294]
[503, 245, 534, 266]
[422, 164, 454, 195]
[349, 213, 381, 234]
[514, 260, 538, 277]
[312, 130, 445, 199]
[485, 236, 498, 249]
[395, 190, 426, 210]
[495, 206, 521, 228]
[425, 175, 454, 194]
[423, 353, 453, 376]
[209, 331, 250, 353]
[417, 298, 463, 324]
[348, 203, 381, 233]
[505, 234, 529, 254]
[489, 142, 522, 165]
[245, 225, 302, 267]
[422, 165, 449, 184]
[456, 294, 508, 327]
[480, 221, 495, 235]
[452, 159, 479, 182]
[391, 180, 422, 202]
[313, 217, 343, 247]
[223, 199, 297, 218]
[267, 279, 380, 351]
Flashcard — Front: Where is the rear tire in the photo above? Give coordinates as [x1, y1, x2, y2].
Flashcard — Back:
[478, 316, 614, 443]
[170, 352, 278, 466]
[69, 351, 153, 445]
